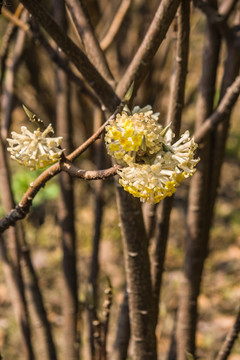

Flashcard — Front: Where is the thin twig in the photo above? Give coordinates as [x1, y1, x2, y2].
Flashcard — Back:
[21, 240, 58, 360]
[116, 0, 181, 98]
[61, 160, 120, 180]
[1, 10, 28, 140]
[0, 133, 35, 359]
[216, 308, 240, 360]
[193, 0, 232, 40]
[54, 3, 79, 359]
[0, 4, 25, 87]
[100, 0, 131, 51]
[112, 289, 130, 360]
[219, 0, 239, 20]
[65, 0, 115, 86]
[194, 75, 240, 144]
[152, 0, 190, 330]
[29, 21, 101, 107]
[2, 6, 29, 31]
[18, 0, 120, 112]
[0, 23, 16, 90]
[102, 286, 113, 360]
[0, 235, 35, 360]
[0, 99, 125, 234]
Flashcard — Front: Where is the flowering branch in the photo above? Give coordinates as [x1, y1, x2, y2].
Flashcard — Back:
[0, 158, 121, 235]
[0, 99, 127, 235]
[60, 160, 120, 180]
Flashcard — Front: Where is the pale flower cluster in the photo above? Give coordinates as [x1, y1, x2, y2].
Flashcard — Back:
[7, 124, 63, 171]
[105, 105, 199, 204]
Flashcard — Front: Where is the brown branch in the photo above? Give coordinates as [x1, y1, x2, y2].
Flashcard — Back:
[216, 308, 240, 360]
[152, 0, 190, 330]
[175, 7, 222, 358]
[67, 99, 125, 162]
[193, 0, 233, 40]
[65, 0, 115, 86]
[102, 285, 113, 360]
[194, 75, 240, 144]
[18, 0, 120, 112]
[100, 0, 131, 51]
[2, 5, 29, 31]
[29, 21, 101, 107]
[0, 235, 35, 360]
[116, 0, 181, 98]
[0, 98, 126, 235]
[21, 241, 58, 360]
[142, 202, 157, 241]
[115, 187, 157, 360]
[1, 10, 28, 140]
[0, 4, 26, 88]
[0, 131, 35, 360]
[0, 23, 16, 91]
[112, 289, 130, 360]
[54, 3, 79, 359]
[219, 0, 239, 20]
[61, 160, 120, 180]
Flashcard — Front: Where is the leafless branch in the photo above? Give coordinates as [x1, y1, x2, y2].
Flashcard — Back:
[0, 96, 126, 235]
[1, 10, 28, 140]
[100, 0, 131, 51]
[102, 285, 113, 359]
[115, 187, 157, 359]
[18, 0, 120, 112]
[112, 290, 130, 360]
[61, 160, 120, 180]
[54, 3, 79, 358]
[0, 4, 26, 88]
[1, 5, 29, 31]
[29, 21, 101, 107]
[219, 0, 239, 20]
[116, 0, 181, 98]
[65, 0, 115, 86]
[152, 0, 190, 328]
[175, 6, 222, 357]
[216, 308, 240, 360]
[194, 75, 240, 144]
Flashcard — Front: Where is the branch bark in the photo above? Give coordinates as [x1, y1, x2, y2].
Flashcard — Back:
[116, 0, 181, 98]
[175, 2, 221, 357]
[18, 0, 120, 112]
[0, 134, 35, 360]
[115, 185, 157, 360]
[216, 308, 240, 360]
[54, 3, 79, 359]
[152, 0, 190, 330]
[65, 0, 115, 86]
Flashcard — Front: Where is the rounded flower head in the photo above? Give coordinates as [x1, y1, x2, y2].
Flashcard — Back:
[7, 124, 64, 171]
[118, 131, 198, 204]
[105, 105, 163, 165]
[105, 104, 199, 204]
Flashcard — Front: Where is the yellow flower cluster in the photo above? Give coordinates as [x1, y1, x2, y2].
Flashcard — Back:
[105, 105, 162, 165]
[7, 124, 63, 171]
[105, 105, 199, 204]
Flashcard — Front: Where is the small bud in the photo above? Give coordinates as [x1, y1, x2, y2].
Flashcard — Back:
[124, 81, 134, 102]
